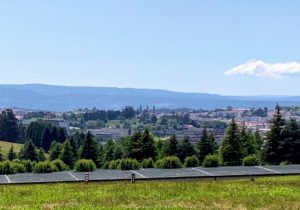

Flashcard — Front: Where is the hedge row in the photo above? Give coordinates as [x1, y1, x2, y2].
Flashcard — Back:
[0, 154, 266, 174]
[0, 159, 68, 174]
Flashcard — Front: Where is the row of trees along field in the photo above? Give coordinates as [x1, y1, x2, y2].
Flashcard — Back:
[0, 105, 299, 174]
[0, 109, 67, 150]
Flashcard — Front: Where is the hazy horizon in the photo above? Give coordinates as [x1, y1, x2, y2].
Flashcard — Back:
[0, 83, 299, 97]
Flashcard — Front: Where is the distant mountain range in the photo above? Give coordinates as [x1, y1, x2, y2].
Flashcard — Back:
[0, 84, 300, 111]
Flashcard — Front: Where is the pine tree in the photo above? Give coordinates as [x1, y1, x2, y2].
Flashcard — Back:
[127, 131, 142, 160]
[156, 139, 164, 159]
[208, 132, 218, 152]
[41, 127, 52, 151]
[281, 118, 300, 164]
[80, 131, 100, 166]
[113, 146, 123, 160]
[51, 126, 58, 141]
[263, 104, 285, 164]
[103, 139, 115, 162]
[20, 140, 38, 161]
[49, 141, 62, 161]
[69, 137, 78, 160]
[60, 140, 75, 167]
[57, 128, 66, 143]
[163, 134, 178, 157]
[0, 109, 20, 142]
[140, 128, 156, 160]
[38, 148, 46, 162]
[254, 130, 263, 151]
[197, 129, 217, 163]
[198, 130, 211, 159]
[7, 145, 17, 161]
[178, 136, 196, 161]
[220, 118, 242, 166]
[240, 126, 258, 158]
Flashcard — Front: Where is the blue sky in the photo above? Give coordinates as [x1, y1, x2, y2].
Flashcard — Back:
[0, 0, 299, 95]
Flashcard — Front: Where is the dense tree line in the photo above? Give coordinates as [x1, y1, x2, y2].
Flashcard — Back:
[26, 121, 66, 151]
[1, 105, 299, 174]
[82, 106, 136, 122]
[0, 109, 20, 142]
[220, 118, 261, 166]
[220, 105, 300, 166]
[263, 105, 300, 164]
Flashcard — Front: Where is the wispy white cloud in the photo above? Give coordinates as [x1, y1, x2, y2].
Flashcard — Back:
[224, 60, 300, 78]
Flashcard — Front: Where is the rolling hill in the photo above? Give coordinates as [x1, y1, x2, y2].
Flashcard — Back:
[0, 84, 300, 111]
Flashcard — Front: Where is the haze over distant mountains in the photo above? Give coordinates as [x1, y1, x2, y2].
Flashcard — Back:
[0, 84, 300, 111]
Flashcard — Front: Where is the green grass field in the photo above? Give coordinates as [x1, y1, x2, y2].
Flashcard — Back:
[0, 176, 299, 209]
[0, 141, 22, 156]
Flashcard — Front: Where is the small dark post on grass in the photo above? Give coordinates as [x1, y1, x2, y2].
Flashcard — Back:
[131, 173, 135, 183]
[85, 173, 89, 183]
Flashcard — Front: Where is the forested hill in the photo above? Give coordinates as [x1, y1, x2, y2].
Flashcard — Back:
[0, 84, 300, 111]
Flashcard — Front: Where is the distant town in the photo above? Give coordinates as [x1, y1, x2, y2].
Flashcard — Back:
[6, 105, 300, 145]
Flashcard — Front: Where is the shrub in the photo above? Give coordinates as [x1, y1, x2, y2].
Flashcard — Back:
[202, 155, 222, 167]
[108, 160, 121, 169]
[184, 155, 199, 167]
[117, 158, 140, 170]
[242, 154, 261, 166]
[21, 160, 34, 173]
[280, 161, 290, 165]
[51, 159, 67, 171]
[34, 161, 58, 173]
[0, 161, 14, 174]
[102, 162, 110, 169]
[74, 159, 96, 172]
[141, 158, 154, 168]
[11, 161, 26, 174]
[155, 156, 182, 169]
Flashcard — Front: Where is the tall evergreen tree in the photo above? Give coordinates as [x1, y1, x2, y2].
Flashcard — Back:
[7, 145, 17, 161]
[113, 146, 123, 160]
[49, 141, 62, 161]
[263, 104, 285, 164]
[281, 118, 300, 164]
[197, 129, 217, 163]
[156, 139, 164, 159]
[80, 131, 100, 166]
[19, 140, 38, 161]
[254, 130, 263, 151]
[60, 140, 75, 167]
[103, 139, 115, 162]
[140, 128, 156, 160]
[126, 131, 142, 160]
[51, 126, 58, 141]
[57, 128, 66, 143]
[0, 109, 20, 142]
[163, 134, 178, 157]
[41, 127, 52, 151]
[178, 136, 196, 161]
[220, 118, 242, 166]
[240, 126, 258, 158]
[38, 148, 46, 162]
[69, 137, 78, 160]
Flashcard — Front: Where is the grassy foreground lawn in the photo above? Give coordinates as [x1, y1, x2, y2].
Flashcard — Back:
[0, 176, 300, 210]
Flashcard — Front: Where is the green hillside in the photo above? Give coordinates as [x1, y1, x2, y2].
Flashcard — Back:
[0, 141, 22, 155]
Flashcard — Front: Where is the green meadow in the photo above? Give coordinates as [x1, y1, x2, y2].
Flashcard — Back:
[0, 176, 299, 209]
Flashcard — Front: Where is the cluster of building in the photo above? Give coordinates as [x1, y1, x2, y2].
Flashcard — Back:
[4, 107, 300, 145]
